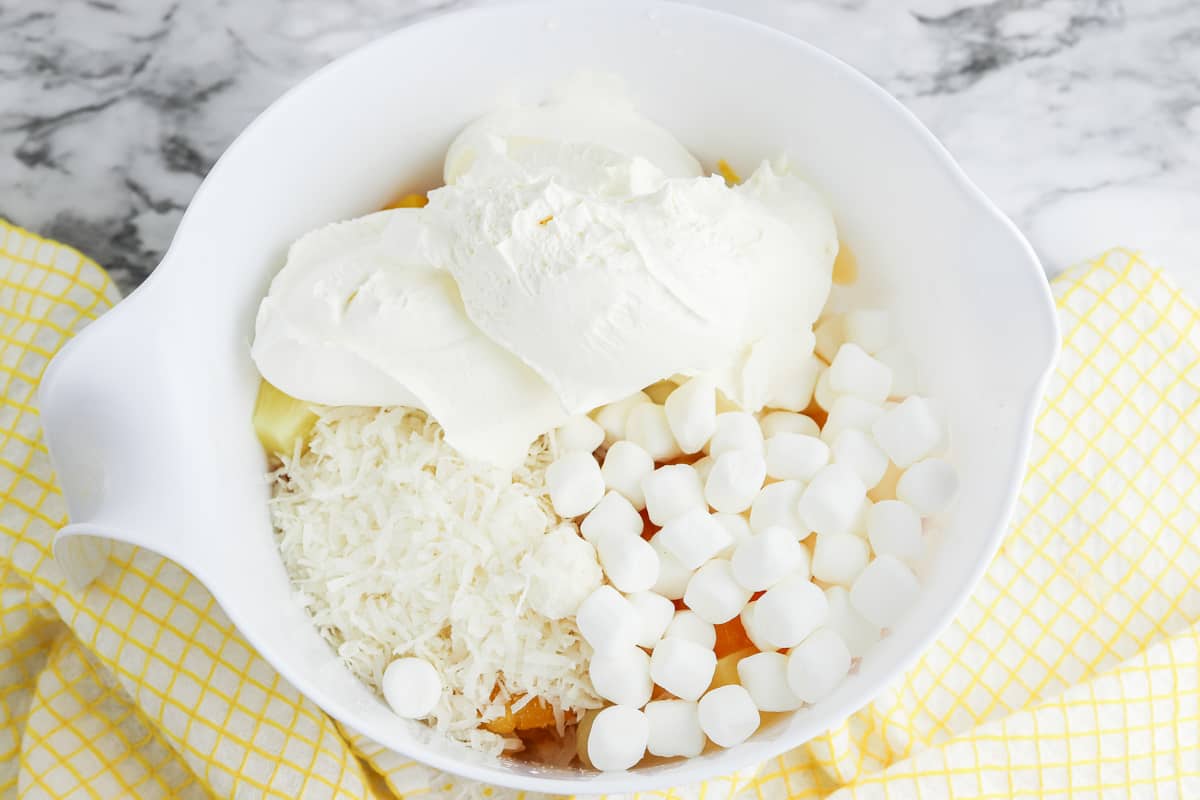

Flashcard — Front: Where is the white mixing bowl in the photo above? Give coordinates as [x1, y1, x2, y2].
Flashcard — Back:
[38, 2, 1059, 793]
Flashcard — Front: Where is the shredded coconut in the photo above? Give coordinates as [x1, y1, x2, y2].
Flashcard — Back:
[270, 406, 602, 754]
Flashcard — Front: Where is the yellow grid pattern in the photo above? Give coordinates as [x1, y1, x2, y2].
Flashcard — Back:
[1, 221, 1198, 799]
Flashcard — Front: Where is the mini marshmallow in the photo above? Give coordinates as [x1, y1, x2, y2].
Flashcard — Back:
[577, 586, 641, 651]
[871, 396, 942, 467]
[832, 428, 889, 488]
[737, 651, 802, 712]
[601, 441, 655, 510]
[546, 451, 606, 517]
[897, 458, 959, 515]
[626, 403, 682, 462]
[749, 480, 805, 533]
[713, 512, 753, 557]
[810, 533, 870, 586]
[824, 585, 881, 658]
[754, 575, 828, 649]
[760, 411, 820, 439]
[656, 507, 733, 570]
[555, 414, 605, 453]
[644, 700, 707, 758]
[581, 491, 644, 545]
[786, 627, 851, 704]
[587, 705, 649, 772]
[731, 526, 810, 591]
[590, 645, 653, 707]
[698, 685, 760, 748]
[762, 352, 821, 412]
[849, 496, 871, 536]
[650, 536, 694, 600]
[381, 657, 442, 719]
[813, 367, 837, 412]
[592, 392, 652, 443]
[843, 309, 890, 354]
[821, 395, 884, 444]
[866, 500, 923, 562]
[706, 450, 767, 513]
[814, 314, 844, 363]
[799, 463, 867, 536]
[739, 602, 774, 652]
[692, 455, 715, 483]
[850, 554, 920, 628]
[664, 610, 717, 649]
[874, 344, 918, 399]
[652, 537, 691, 594]
[664, 376, 717, 454]
[684, 559, 753, 624]
[650, 637, 718, 701]
[598, 534, 660, 593]
[707, 412, 764, 458]
[627, 591, 676, 649]
[829, 343, 892, 405]
[642, 464, 706, 525]
[765, 433, 829, 481]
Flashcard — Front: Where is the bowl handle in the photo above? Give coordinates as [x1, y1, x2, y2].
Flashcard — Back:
[39, 286, 196, 588]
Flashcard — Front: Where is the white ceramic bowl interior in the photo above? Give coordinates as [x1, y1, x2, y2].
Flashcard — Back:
[38, 2, 1059, 794]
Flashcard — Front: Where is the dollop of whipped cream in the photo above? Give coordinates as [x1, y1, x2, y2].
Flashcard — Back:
[252, 91, 837, 468]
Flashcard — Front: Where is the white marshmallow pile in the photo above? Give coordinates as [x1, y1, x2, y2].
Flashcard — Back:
[534, 308, 957, 772]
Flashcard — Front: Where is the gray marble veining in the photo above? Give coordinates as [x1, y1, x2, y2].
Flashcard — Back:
[2, 0, 1198, 295]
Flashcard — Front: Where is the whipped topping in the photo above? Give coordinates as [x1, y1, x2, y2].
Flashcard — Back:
[433, 153, 834, 414]
[252, 212, 566, 466]
[443, 88, 702, 185]
[253, 91, 837, 468]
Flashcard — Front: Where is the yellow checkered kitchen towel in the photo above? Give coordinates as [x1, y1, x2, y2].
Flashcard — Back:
[2, 217, 1198, 799]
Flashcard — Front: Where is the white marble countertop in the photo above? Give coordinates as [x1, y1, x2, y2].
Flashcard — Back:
[2, 0, 1198, 297]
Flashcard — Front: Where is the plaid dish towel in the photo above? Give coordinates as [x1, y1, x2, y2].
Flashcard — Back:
[1, 217, 1197, 799]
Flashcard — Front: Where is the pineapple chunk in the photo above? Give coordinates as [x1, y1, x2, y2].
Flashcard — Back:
[382, 192, 429, 210]
[709, 647, 756, 692]
[715, 388, 741, 414]
[869, 461, 904, 502]
[832, 241, 857, 285]
[253, 380, 317, 457]
[574, 708, 601, 769]
[716, 159, 742, 185]
[644, 379, 678, 404]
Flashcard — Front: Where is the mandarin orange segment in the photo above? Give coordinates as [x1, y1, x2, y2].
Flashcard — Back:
[640, 507, 659, 541]
[482, 696, 562, 734]
[713, 617, 755, 658]
[483, 712, 517, 735]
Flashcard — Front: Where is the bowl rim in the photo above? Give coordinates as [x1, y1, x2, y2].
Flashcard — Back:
[146, 0, 1061, 792]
